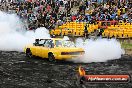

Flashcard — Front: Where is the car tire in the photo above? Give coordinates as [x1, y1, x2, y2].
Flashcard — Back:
[48, 53, 56, 62]
[26, 49, 33, 58]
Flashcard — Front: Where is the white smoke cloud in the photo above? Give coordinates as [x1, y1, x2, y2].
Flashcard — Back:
[70, 38, 125, 63]
[0, 11, 50, 52]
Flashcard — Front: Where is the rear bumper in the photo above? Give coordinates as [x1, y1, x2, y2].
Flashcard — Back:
[55, 54, 84, 60]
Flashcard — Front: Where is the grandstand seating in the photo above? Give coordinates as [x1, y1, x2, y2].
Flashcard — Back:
[51, 21, 132, 38]
[102, 23, 132, 38]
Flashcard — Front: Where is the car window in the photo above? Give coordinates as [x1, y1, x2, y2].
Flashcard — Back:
[55, 40, 76, 47]
[34, 39, 46, 46]
[55, 40, 63, 47]
[39, 40, 46, 46]
[44, 40, 54, 48]
[63, 40, 76, 47]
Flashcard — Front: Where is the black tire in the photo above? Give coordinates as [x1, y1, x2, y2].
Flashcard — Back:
[48, 53, 56, 62]
[26, 49, 33, 58]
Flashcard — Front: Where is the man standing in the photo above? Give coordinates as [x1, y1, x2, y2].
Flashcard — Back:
[78, 66, 86, 84]
[84, 24, 89, 38]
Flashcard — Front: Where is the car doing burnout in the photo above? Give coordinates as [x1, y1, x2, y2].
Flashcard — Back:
[24, 38, 85, 61]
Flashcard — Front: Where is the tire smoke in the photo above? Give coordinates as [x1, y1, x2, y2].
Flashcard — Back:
[70, 38, 125, 63]
[0, 11, 50, 52]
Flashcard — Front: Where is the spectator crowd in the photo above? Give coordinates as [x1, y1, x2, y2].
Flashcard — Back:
[0, 0, 131, 30]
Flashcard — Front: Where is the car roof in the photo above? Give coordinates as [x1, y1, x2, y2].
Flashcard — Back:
[51, 38, 63, 41]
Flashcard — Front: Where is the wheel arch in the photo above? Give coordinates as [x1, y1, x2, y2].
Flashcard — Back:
[26, 48, 31, 53]
[48, 52, 53, 56]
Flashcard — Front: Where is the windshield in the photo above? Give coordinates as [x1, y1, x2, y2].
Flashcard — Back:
[55, 40, 76, 47]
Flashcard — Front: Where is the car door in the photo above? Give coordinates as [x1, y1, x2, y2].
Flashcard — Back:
[31, 40, 39, 56]
[29, 46, 36, 56]
[35, 39, 46, 57]
[41, 39, 54, 58]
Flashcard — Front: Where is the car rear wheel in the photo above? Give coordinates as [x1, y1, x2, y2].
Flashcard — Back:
[48, 53, 56, 62]
[26, 49, 33, 58]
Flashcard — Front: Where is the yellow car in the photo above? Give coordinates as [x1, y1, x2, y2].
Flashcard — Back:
[24, 38, 85, 62]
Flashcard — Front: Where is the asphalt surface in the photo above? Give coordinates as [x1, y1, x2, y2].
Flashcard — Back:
[0, 51, 132, 88]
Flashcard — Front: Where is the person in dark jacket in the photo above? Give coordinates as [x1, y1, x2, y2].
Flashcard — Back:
[84, 24, 88, 38]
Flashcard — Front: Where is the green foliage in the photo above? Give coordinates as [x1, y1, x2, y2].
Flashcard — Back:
[121, 42, 132, 49]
